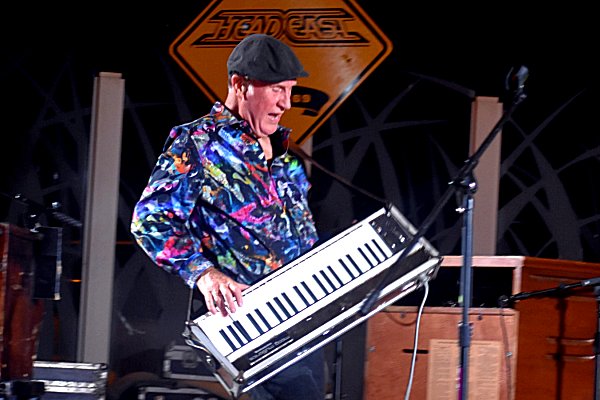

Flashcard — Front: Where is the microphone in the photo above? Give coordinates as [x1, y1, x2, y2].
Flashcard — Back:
[497, 276, 600, 307]
[581, 276, 600, 287]
[497, 290, 533, 306]
[505, 65, 529, 98]
[498, 294, 512, 307]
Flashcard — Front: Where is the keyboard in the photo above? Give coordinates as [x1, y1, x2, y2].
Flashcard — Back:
[185, 206, 442, 398]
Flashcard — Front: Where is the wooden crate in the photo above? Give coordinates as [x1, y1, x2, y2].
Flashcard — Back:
[363, 306, 518, 400]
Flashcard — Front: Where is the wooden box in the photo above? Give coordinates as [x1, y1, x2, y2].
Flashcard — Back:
[363, 306, 518, 400]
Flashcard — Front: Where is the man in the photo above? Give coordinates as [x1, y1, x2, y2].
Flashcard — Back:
[131, 34, 325, 399]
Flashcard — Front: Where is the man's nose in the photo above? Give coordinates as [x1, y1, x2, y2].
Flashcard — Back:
[279, 91, 292, 110]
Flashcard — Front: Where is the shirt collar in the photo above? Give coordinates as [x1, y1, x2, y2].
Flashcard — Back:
[211, 101, 292, 156]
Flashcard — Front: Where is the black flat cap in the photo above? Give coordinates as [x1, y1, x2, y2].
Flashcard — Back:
[227, 34, 308, 83]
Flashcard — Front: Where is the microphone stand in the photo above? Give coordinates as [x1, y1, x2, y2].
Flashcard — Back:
[360, 66, 529, 400]
[1, 191, 82, 229]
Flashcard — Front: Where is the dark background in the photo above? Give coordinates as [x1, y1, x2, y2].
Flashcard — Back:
[1, 1, 599, 399]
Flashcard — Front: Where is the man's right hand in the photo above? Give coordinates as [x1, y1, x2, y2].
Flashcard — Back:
[196, 267, 249, 317]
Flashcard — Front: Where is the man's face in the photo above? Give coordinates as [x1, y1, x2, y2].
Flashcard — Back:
[238, 79, 297, 138]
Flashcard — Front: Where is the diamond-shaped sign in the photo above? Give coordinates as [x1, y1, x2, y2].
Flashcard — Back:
[169, 0, 392, 144]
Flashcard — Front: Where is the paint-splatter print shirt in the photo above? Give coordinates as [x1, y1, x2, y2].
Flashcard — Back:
[131, 102, 319, 288]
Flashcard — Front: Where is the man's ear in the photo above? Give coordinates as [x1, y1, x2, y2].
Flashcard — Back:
[231, 74, 247, 94]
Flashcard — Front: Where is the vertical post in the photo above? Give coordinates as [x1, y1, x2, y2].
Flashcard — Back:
[78, 72, 125, 363]
[469, 96, 503, 255]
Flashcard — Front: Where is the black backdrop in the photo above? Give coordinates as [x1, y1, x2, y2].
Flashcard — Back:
[1, 2, 599, 399]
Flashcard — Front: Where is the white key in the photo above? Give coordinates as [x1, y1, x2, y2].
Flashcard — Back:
[231, 315, 261, 340]
[327, 264, 351, 285]
[312, 272, 334, 294]
[328, 261, 353, 284]
[302, 275, 327, 300]
[198, 323, 235, 355]
[225, 322, 247, 347]
[348, 247, 374, 273]
[271, 296, 292, 322]
[319, 268, 341, 289]
[255, 303, 281, 329]
[266, 300, 288, 323]
[282, 289, 306, 312]
[295, 283, 317, 305]
[218, 327, 241, 351]
[338, 253, 363, 277]
[273, 295, 294, 318]
[368, 239, 390, 262]
[245, 310, 269, 335]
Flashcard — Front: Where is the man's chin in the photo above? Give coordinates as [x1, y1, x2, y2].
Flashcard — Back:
[260, 127, 278, 137]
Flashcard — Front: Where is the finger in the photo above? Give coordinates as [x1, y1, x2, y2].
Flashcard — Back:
[205, 292, 218, 315]
[222, 288, 237, 314]
[210, 289, 225, 317]
[229, 282, 245, 308]
[223, 281, 245, 313]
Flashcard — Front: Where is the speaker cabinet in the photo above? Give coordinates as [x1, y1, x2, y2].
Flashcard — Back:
[0, 223, 45, 380]
[363, 306, 518, 400]
[514, 259, 600, 400]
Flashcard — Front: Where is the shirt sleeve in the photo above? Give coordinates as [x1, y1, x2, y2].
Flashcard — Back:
[130, 125, 212, 288]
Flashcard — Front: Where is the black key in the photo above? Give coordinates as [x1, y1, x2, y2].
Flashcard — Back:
[320, 270, 337, 289]
[220, 329, 238, 350]
[356, 248, 375, 268]
[371, 239, 388, 260]
[327, 265, 344, 287]
[233, 320, 252, 342]
[282, 292, 300, 313]
[301, 281, 319, 302]
[227, 325, 245, 346]
[274, 296, 292, 318]
[365, 241, 384, 263]
[349, 253, 370, 272]
[267, 301, 285, 323]
[247, 313, 265, 334]
[313, 273, 331, 294]
[339, 258, 358, 278]
[294, 285, 312, 307]
[256, 309, 272, 329]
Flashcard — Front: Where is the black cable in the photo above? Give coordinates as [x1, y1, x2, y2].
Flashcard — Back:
[288, 142, 389, 207]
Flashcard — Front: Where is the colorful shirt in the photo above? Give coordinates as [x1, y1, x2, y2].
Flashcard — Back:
[131, 102, 319, 288]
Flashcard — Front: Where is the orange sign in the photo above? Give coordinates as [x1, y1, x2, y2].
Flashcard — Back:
[170, 0, 392, 144]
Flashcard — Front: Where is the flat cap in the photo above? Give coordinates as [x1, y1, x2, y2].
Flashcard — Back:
[227, 34, 308, 83]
